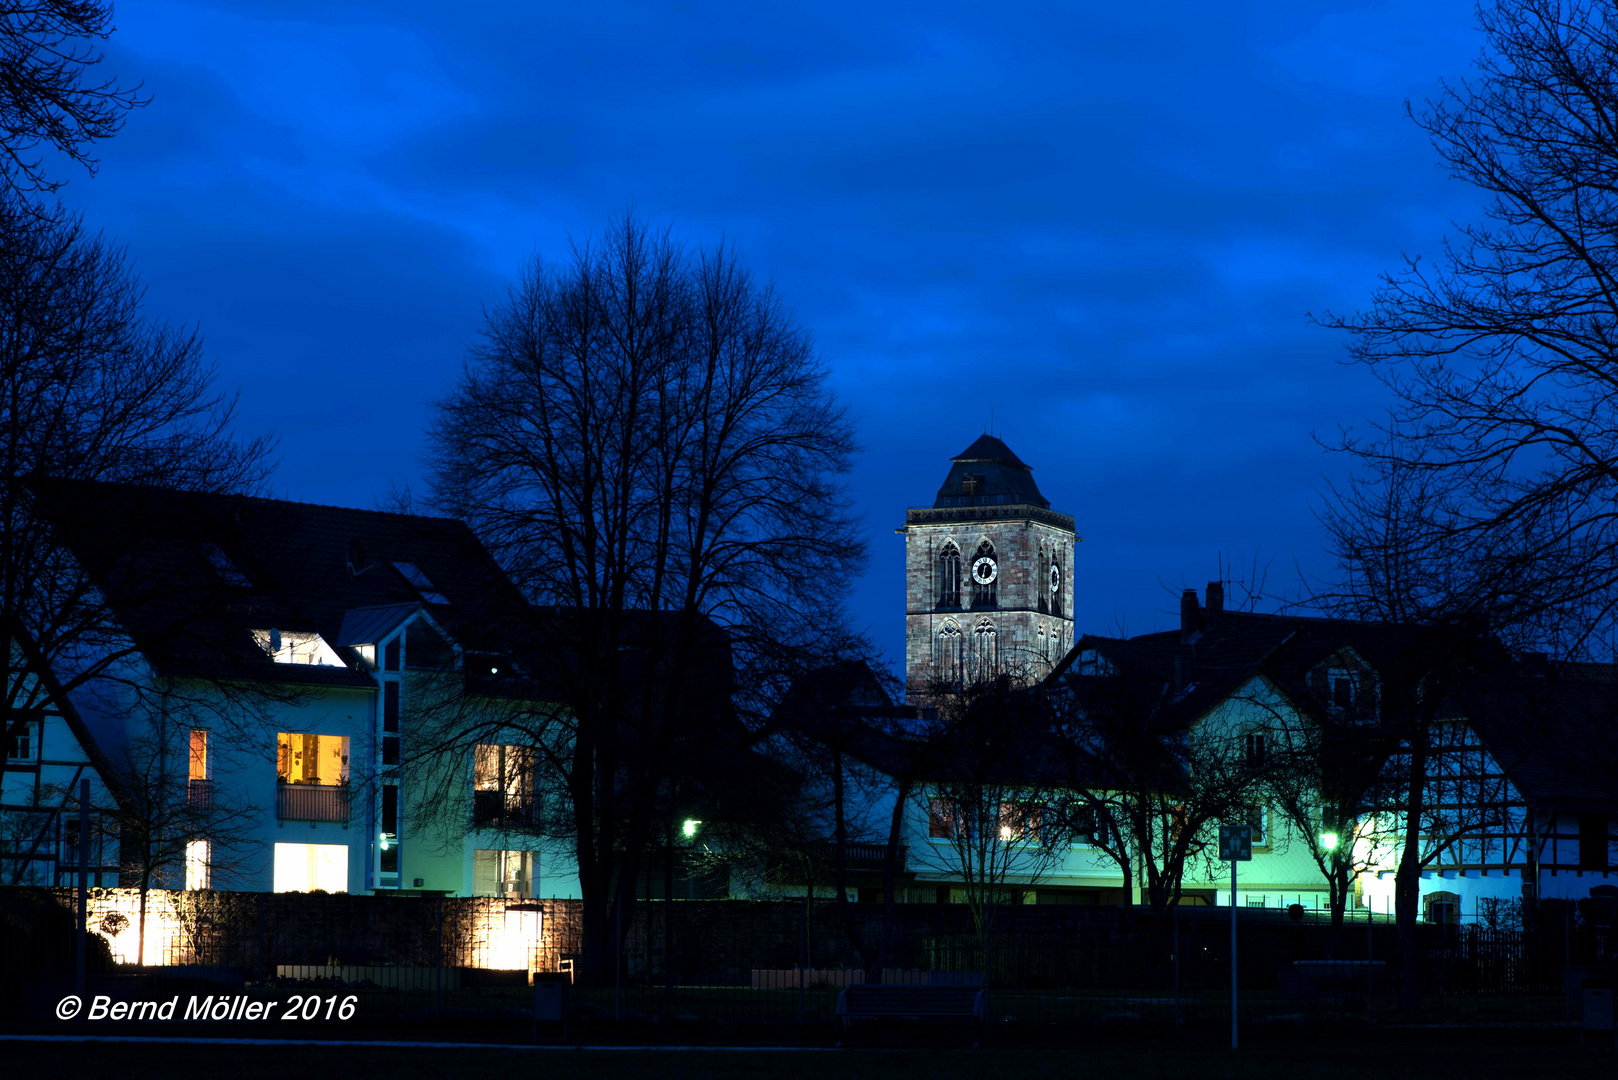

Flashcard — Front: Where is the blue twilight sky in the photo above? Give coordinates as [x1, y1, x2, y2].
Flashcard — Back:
[61, 0, 1488, 673]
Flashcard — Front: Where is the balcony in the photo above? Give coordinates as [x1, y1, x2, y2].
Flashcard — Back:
[808, 840, 907, 872]
[187, 778, 213, 811]
[472, 789, 537, 828]
[277, 782, 351, 823]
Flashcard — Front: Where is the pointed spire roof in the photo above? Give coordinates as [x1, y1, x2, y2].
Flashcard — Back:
[933, 434, 1049, 509]
[952, 434, 1030, 470]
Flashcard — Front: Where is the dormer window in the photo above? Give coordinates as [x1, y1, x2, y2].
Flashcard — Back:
[961, 474, 980, 495]
[1331, 670, 1355, 707]
[253, 629, 344, 667]
[391, 561, 450, 605]
[200, 543, 251, 587]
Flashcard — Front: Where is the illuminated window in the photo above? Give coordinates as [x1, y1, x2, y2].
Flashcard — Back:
[928, 797, 958, 839]
[253, 629, 343, 666]
[185, 839, 211, 890]
[473, 745, 536, 826]
[276, 733, 350, 786]
[473, 849, 536, 898]
[999, 802, 1042, 845]
[189, 730, 209, 780]
[380, 784, 399, 876]
[273, 842, 348, 893]
[391, 561, 450, 605]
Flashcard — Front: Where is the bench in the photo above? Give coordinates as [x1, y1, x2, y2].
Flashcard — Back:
[834, 984, 986, 1046]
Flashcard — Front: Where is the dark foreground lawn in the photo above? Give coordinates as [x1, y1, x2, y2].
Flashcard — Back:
[3, 1037, 1611, 1080]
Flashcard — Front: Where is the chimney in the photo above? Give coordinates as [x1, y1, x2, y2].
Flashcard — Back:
[1180, 589, 1201, 642]
[1206, 580, 1224, 616]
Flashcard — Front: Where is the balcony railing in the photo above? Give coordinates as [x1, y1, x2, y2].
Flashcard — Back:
[187, 778, 213, 811]
[277, 782, 351, 823]
[808, 840, 907, 871]
[472, 789, 537, 827]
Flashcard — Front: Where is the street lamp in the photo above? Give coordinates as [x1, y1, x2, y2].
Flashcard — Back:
[1320, 832, 1339, 851]
[682, 819, 701, 839]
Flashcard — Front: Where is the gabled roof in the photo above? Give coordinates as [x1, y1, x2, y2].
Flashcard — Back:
[32, 479, 539, 687]
[1057, 603, 1618, 811]
[335, 603, 422, 648]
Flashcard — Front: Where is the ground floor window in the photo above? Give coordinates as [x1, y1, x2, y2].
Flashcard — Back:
[473, 849, 536, 898]
[274, 842, 348, 893]
[185, 839, 211, 890]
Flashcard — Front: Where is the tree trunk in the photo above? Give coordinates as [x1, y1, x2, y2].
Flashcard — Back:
[1326, 857, 1350, 960]
[1395, 725, 1430, 1012]
[875, 776, 913, 984]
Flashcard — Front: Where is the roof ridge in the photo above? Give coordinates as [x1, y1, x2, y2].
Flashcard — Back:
[47, 477, 467, 527]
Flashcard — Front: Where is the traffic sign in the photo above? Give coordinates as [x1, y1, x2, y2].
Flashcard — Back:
[1219, 824, 1252, 861]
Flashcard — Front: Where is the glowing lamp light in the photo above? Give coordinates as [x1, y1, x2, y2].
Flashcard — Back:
[999, 825, 1013, 841]
[682, 819, 701, 838]
[379, 832, 390, 851]
[1321, 832, 1340, 851]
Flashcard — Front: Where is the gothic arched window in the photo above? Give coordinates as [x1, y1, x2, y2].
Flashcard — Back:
[935, 623, 964, 684]
[937, 543, 962, 609]
[970, 540, 998, 609]
[973, 622, 998, 680]
[1037, 547, 1049, 613]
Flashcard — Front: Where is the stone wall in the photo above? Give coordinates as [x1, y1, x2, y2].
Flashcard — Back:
[46, 888, 1145, 983]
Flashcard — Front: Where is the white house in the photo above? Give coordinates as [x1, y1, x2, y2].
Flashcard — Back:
[35, 478, 574, 901]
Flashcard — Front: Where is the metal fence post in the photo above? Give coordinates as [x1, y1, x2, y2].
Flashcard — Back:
[1230, 857, 1238, 1050]
[435, 896, 443, 1023]
[75, 778, 89, 1001]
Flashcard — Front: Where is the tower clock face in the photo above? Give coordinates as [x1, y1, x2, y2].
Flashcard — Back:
[971, 556, 998, 585]
[1050, 565, 1062, 592]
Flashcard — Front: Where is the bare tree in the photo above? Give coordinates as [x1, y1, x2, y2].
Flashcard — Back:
[1316, 458, 1522, 1008]
[425, 215, 867, 983]
[0, 1, 147, 197]
[1047, 644, 1272, 982]
[1257, 695, 1397, 949]
[102, 705, 261, 966]
[0, 195, 271, 890]
[1317, 0, 1618, 659]
[910, 678, 1073, 975]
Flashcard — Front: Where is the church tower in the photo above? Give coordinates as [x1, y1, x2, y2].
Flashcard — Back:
[901, 436, 1077, 703]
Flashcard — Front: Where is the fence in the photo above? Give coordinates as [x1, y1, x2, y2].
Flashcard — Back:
[3, 887, 1615, 1040]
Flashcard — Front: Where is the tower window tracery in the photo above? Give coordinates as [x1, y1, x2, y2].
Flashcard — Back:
[973, 622, 998, 680]
[937, 542, 962, 609]
[935, 622, 964, 684]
